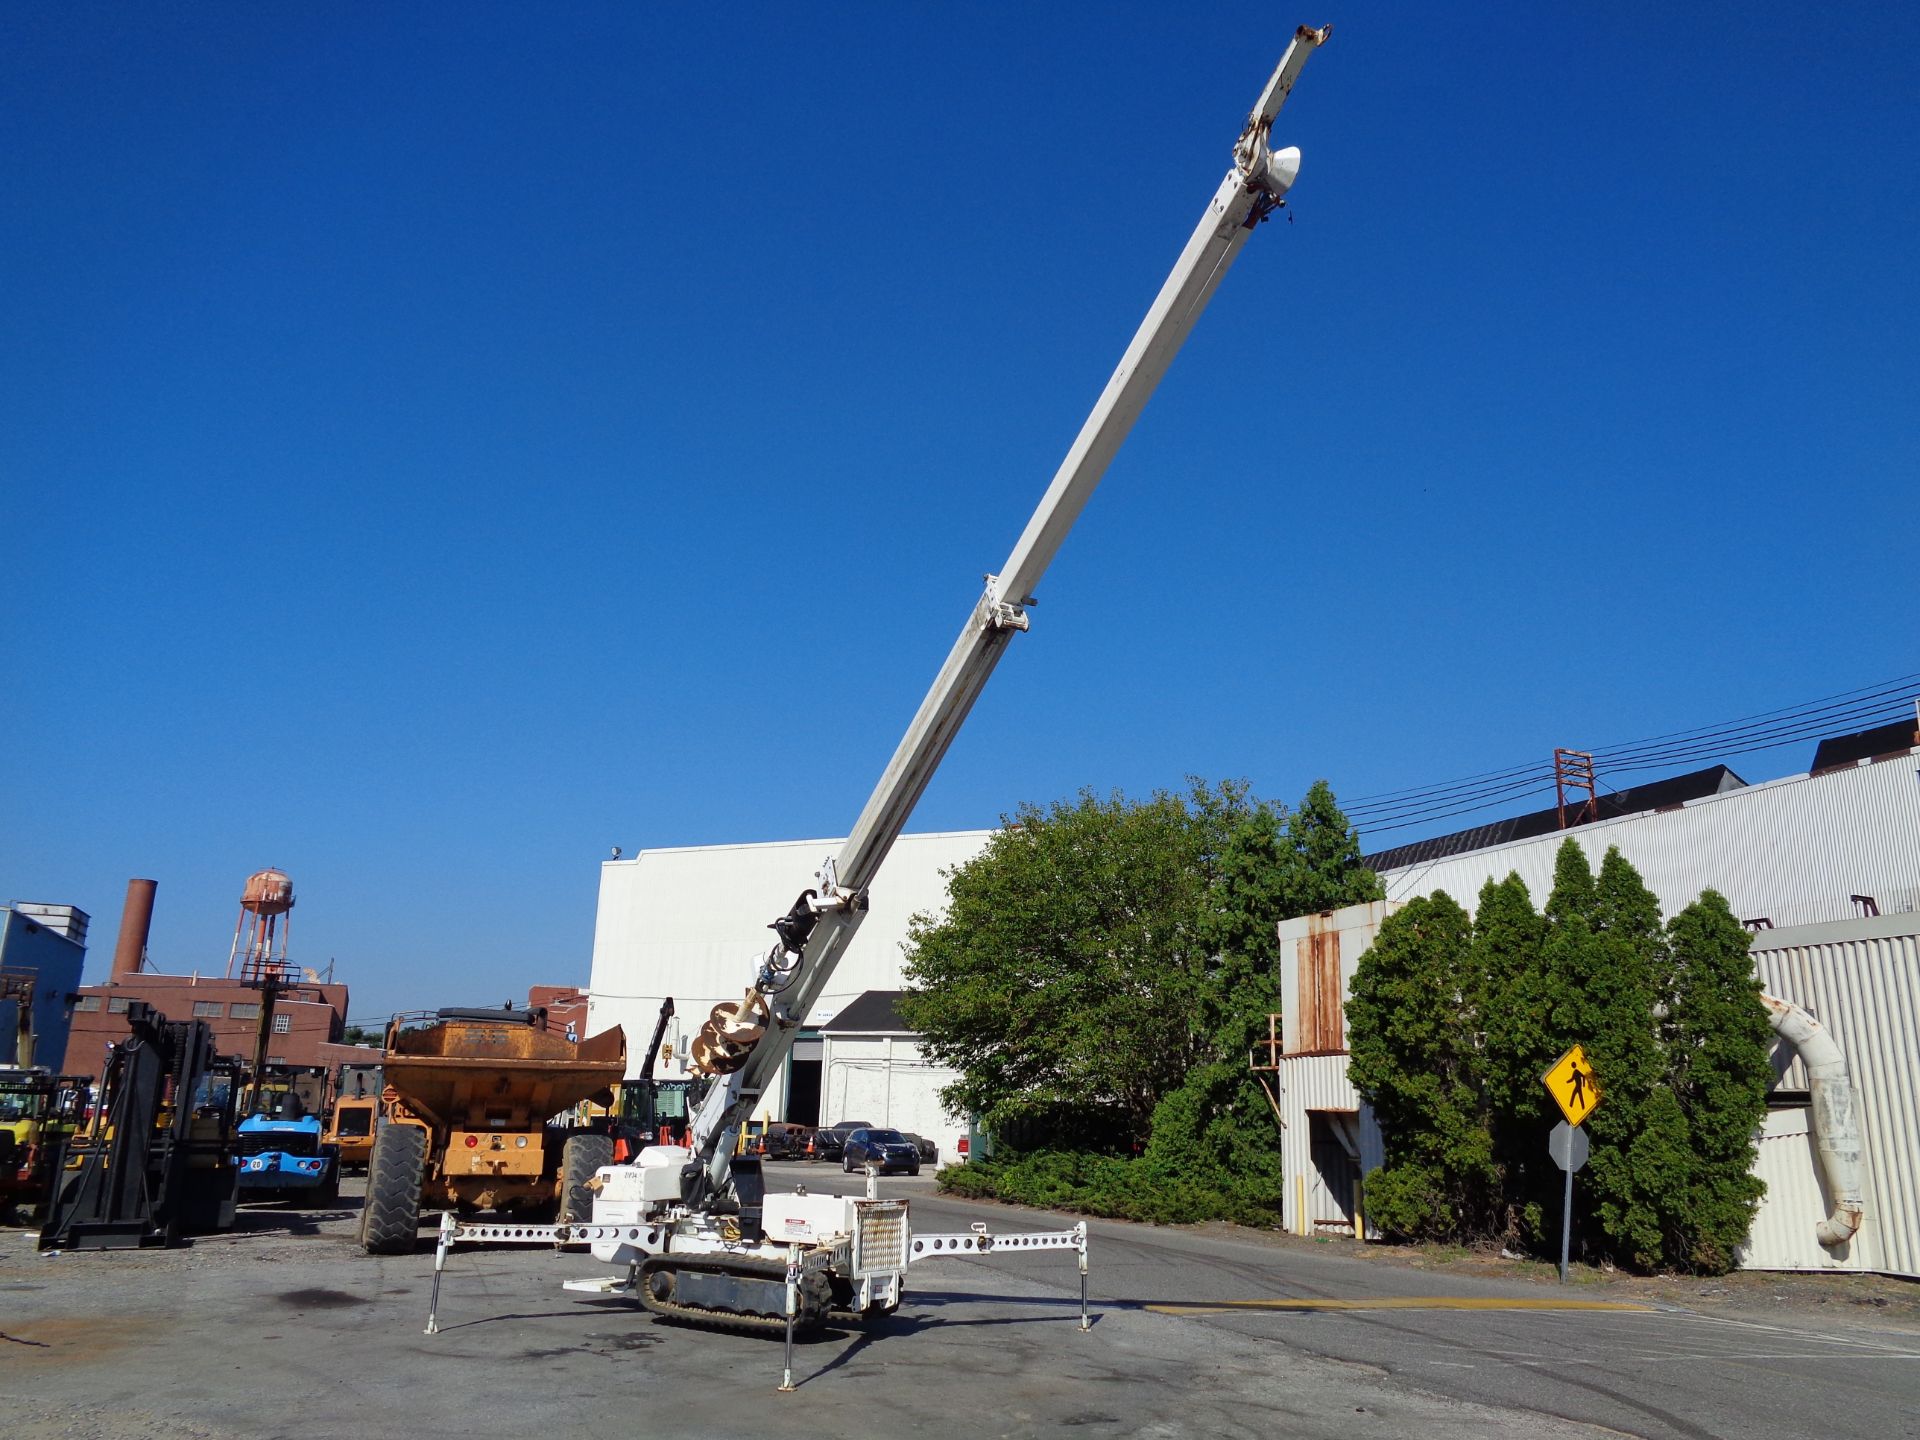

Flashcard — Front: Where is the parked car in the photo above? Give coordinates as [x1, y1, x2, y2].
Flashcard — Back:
[807, 1120, 874, 1163]
[841, 1127, 922, 1176]
[903, 1132, 939, 1164]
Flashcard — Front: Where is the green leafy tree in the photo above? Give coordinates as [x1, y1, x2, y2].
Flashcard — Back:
[1346, 892, 1493, 1238]
[910, 777, 1382, 1223]
[1663, 891, 1772, 1272]
[1156, 784, 1293, 1200]
[898, 787, 1211, 1138]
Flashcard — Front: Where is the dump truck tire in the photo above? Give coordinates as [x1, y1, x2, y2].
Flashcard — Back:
[558, 1133, 614, 1227]
[361, 1123, 426, 1255]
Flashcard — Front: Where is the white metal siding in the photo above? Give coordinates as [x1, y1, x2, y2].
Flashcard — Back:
[1277, 1052, 1383, 1238]
[820, 1033, 967, 1168]
[1746, 916, 1920, 1278]
[1740, 1107, 1880, 1273]
[1377, 753, 1920, 928]
[584, 829, 992, 1086]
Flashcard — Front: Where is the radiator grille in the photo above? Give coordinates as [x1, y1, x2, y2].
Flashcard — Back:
[852, 1199, 910, 1278]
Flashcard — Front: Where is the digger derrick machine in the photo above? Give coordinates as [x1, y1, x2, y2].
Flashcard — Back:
[597, 25, 1333, 1335]
[433, 24, 1334, 1341]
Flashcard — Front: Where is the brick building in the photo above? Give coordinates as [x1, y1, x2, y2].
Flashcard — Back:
[56, 875, 350, 1080]
[61, 973, 349, 1079]
[528, 984, 589, 1040]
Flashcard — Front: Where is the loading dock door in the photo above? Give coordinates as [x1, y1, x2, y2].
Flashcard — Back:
[1306, 1110, 1362, 1234]
[785, 1036, 822, 1126]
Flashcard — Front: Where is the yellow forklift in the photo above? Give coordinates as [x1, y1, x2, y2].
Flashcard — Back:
[0, 1068, 88, 1220]
[0, 971, 89, 1220]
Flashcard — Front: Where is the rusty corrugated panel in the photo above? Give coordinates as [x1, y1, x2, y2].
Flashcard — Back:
[1295, 914, 1346, 1054]
[1278, 900, 1399, 1054]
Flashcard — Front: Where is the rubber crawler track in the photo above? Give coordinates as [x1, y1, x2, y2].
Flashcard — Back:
[637, 1253, 834, 1336]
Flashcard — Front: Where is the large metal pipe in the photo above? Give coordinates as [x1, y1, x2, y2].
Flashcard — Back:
[110, 878, 158, 982]
[1760, 992, 1865, 1249]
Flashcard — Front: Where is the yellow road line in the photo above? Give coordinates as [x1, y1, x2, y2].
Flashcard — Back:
[1147, 1296, 1653, 1315]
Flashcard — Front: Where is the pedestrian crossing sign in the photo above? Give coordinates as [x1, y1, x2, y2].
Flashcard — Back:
[1543, 1044, 1601, 1127]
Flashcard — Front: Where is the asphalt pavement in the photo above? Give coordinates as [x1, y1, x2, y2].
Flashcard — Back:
[2, 1162, 1915, 1440]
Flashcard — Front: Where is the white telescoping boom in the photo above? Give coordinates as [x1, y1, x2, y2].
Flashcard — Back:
[682, 25, 1332, 1200]
[420, 26, 1333, 1344]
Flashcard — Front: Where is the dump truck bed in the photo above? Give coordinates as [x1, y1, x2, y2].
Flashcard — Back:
[383, 1019, 625, 1130]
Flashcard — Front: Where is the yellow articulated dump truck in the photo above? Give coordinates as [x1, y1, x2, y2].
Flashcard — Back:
[358, 1006, 625, 1255]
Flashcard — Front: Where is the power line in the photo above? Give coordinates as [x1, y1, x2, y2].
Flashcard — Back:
[1586, 672, 1920, 757]
[1345, 671, 1918, 813]
[1353, 674, 1917, 840]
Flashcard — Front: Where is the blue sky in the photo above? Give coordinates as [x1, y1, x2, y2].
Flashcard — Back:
[4, 4, 1915, 1021]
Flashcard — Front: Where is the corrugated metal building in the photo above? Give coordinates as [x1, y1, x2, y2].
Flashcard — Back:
[1743, 914, 1920, 1276]
[1275, 752, 1920, 1274]
[1374, 748, 1920, 928]
[585, 829, 993, 1132]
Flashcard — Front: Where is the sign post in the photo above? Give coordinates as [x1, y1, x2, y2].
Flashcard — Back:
[1547, 1119, 1590, 1284]
[1542, 1044, 1601, 1284]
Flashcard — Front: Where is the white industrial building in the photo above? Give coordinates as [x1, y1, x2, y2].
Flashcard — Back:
[1275, 743, 1920, 1277]
[584, 829, 992, 1164]
[1373, 747, 1920, 929]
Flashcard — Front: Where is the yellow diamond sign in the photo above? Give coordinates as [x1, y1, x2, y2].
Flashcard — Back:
[1542, 1044, 1601, 1127]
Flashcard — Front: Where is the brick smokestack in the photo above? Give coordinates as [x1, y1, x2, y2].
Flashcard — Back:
[110, 878, 158, 982]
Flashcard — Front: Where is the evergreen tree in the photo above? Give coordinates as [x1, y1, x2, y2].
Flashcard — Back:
[1543, 838, 1597, 925]
[1191, 780, 1290, 1042]
[1473, 873, 1550, 1118]
[1346, 893, 1492, 1238]
[1279, 779, 1387, 917]
[1154, 780, 1383, 1203]
[1153, 780, 1294, 1203]
[1664, 891, 1772, 1272]
[1582, 847, 1680, 1269]
[1471, 873, 1552, 1241]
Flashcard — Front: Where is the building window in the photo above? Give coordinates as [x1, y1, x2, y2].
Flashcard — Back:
[229, 1002, 261, 1020]
[75, 995, 101, 1012]
[192, 1001, 225, 1019]
[267, 1054, 285, 1065]
[107, 997, 130, 1014]
[273, 1014, 292, 1034]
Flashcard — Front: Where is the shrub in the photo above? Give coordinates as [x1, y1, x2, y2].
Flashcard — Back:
[935, 1149, 1282, 1227]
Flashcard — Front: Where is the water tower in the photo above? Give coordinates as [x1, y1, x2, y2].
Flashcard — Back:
[225, 868, 296, 983]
